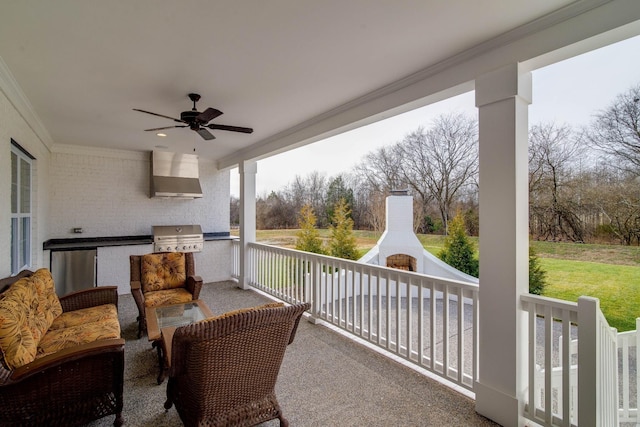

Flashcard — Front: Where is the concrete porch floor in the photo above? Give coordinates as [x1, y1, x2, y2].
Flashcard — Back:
[88, 280, 500, 427]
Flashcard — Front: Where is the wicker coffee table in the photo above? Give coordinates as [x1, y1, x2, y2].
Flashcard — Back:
[146, 300, 213, 384]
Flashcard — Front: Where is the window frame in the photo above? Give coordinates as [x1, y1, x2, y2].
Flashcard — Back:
[10, 140, 34, 275]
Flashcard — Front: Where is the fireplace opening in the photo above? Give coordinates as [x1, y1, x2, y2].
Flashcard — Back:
[386, 254, 417, 272]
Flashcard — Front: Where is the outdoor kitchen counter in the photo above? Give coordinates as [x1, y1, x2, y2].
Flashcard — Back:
[43, 232, 233, 251]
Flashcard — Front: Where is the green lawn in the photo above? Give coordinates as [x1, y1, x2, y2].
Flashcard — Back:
[242, 229, 640, 331]
[541, 258, 640, 331]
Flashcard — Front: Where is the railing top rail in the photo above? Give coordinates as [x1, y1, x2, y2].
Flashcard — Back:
[248, 241, 480, 292]
[521, 293, 578, 312]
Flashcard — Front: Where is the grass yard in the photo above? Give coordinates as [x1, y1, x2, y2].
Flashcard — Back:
[541, 258, 640, 331]
[236, 229, 640, 331]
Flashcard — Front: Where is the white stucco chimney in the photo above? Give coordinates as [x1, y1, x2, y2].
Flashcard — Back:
[376, 190, 424, 272]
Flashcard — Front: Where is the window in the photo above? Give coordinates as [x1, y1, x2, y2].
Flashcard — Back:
[11, 141, 33, 274]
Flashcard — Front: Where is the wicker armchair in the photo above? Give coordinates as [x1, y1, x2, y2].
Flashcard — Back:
[130, 252, 203, 337]
[0, 270, 125, 427]
[164, 302, 310, 427]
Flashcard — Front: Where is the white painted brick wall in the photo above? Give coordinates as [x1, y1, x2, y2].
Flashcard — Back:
[0, 83, 51, 277]
[49, 146, 229, 237]
[97, 244, 154, 294]
[47, 146, 233, 293]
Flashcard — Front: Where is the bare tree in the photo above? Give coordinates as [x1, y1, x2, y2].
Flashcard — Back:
[587, 84, 640, 175]
[354, 144, 405, 193]
[397, 113, 478, 233]
[230, 195, 240, 227]
[528, 122, 586, 241]
[583, 163, 640, 245]
[286, 172, 327, 225]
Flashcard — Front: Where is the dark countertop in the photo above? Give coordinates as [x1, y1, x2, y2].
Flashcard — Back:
[43, 232, 233, 251]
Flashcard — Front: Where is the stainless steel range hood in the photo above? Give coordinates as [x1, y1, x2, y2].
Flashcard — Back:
[151, 151, 203, 198]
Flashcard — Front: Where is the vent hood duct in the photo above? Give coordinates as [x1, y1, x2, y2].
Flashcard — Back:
[151, 151, 203, 198]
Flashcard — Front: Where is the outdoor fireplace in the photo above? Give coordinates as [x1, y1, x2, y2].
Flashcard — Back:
[358, 191, 477, 283]
[386, 254, 417, 272]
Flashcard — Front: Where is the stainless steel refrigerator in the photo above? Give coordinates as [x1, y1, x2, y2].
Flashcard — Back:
[50, 249, 97, 296]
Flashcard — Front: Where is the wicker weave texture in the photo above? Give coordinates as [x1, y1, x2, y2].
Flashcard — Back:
[0, 270, 125, 427]
[130, 252, 203, 337]
[60, 285, 119, 312]
[165, 302, 310, 427]
[0, 346, 124, 426]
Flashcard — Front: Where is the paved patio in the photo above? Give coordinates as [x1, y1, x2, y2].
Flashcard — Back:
[88, 280, 500, 427]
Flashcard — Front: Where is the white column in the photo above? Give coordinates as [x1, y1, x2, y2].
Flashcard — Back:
[239, 160, 257, 290]
[474, 64, 531, 427]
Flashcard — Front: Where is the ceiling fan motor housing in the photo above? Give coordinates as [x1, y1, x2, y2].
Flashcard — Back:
[181, 110, 201, 128]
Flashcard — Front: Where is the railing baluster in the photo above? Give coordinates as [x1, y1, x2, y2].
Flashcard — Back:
[407, 277, 414, 361]
[418, 280, 424, 366]
[457, 286, 463, 384]
[561, 308, 570, 425]
[430, 281, 436, 371]
[526, 300, 535, 420]
[395, 273, 401, 355]
[543, 304, 552, 425]
[443, 285, 449, 378]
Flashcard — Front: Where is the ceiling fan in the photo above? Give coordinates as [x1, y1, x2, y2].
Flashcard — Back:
[133, 93, 253, 140]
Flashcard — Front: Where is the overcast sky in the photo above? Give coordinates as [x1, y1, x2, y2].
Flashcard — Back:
[230, 34, 640, 197]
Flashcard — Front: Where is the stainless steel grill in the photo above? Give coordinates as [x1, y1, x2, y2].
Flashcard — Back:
[152, 225, 203, 253]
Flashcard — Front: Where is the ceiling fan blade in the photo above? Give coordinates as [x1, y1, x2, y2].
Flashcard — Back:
[196, 127, 216, 140]
[206, 124, 254, 134]
[144, 125, 188, 131]
[133, 108, 184, 123]
[196, 107, 223, 124]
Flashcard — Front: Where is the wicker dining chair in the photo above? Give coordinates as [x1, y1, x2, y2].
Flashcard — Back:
[164, 302, 310, 427]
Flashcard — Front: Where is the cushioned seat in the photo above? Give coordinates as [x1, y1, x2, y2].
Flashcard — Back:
[130, 252, 203, 337]
[50, 303, 119, 329]
[144, 287, 194, 307]
[38, 304, 120, 357]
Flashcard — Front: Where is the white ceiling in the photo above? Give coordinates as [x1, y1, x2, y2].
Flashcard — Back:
[0, 0, 589, 164]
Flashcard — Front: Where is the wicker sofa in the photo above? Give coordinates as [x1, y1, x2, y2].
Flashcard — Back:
[0, 268, 125, 426]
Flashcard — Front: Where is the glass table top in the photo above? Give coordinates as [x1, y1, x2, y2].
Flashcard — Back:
[155, 302, 207, 329]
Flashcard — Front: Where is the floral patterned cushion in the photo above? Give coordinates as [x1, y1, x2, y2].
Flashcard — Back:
[144, 288, 193, 308]
[37, 304, 120, 358]
[141, 252, 187, 293]
[49, 303, 118, 330]
[30, 268, 63, 331]
[0, 269, 121, 370]
[0, 278, 40, 369]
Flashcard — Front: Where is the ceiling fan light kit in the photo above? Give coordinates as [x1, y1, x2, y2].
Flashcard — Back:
[133, 93, 253, 141]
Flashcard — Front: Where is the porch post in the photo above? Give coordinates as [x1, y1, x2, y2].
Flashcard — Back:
[239, 160, 257, 290]
[474, 63, 531, 427]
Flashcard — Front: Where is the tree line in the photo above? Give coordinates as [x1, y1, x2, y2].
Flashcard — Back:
[230, 84, 640, 245]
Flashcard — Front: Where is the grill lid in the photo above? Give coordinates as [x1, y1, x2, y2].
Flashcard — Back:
[152, 225, 203, 253]
[152, 225, 203, 239]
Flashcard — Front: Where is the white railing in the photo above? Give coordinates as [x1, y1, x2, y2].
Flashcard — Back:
[522, 294, 579, 426]
[245, 242, 479, 392]
[231, 238, 240, 280]
[522, 295, 620, 427]
[618, 318, 640, 425]
[234, 240, 635, 425]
